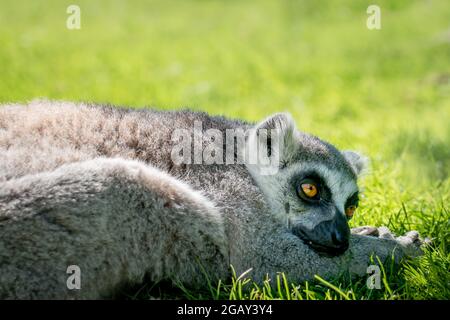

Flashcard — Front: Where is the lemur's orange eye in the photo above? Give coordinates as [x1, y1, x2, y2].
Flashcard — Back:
[301, 183, 318, 198]
[345, 205, 357, 218]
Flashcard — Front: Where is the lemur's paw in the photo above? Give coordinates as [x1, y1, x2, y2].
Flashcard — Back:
[352, 226, 430, 258]
[378, 227, 429, 258]
[351, 226, 379, 237]
[377, 226, 396, 240]
[396, 230, 420, 245]
[396, 230, 433, 257]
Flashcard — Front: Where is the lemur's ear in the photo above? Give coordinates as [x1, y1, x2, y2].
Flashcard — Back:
[246, 113, 297, 175]
[256, 112, 296, 133]
[253, 112, 297, 151]
[342, 150, 369, 176]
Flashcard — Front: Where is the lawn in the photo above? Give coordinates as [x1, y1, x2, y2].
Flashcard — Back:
[0, 0, 449, 299]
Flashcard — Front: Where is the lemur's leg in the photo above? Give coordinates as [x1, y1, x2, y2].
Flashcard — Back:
[233, 224, 422, 285]
[0, 158, 228, 299]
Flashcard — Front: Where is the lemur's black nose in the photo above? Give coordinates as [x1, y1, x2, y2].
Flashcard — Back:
[331, 229, 349, 252]
[332, 228, 347, 246]
[331, 212, 350, 250]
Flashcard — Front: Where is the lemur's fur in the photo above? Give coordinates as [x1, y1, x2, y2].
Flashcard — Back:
[0, 100, 422, 299]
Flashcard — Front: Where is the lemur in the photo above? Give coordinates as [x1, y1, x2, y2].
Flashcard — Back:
[0, 100, 423, 299]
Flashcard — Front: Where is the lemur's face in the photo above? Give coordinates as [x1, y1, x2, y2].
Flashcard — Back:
[246, 113, 366, 257]
[277, 158, 359, 257]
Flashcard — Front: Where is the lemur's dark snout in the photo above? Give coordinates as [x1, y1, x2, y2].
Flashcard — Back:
[329, 229, 350, 256]
[292, 211, 350, 257]
[331, 211, 350, 248]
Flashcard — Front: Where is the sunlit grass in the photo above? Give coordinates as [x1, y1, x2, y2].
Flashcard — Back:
[126, 248, 449, 300]
[0, 0, 449, 299]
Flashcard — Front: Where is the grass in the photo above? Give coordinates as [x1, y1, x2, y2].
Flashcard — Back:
[0, 0, 449, 299]
[123, 248, 449, 300]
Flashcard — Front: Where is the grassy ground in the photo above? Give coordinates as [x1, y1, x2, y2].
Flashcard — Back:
[0, 0, 449, 299]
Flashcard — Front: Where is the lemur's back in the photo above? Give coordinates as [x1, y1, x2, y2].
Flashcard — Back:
[0, 100, 240, 298]
[0, 100, 250, 182]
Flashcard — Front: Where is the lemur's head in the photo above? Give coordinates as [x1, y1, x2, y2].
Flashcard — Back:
[246, 113, 367, 257]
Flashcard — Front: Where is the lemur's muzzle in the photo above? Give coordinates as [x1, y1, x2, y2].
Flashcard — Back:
[292, 211, 350, 257]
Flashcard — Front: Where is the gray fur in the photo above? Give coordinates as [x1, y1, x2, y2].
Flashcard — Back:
[0, 100, 422, 299]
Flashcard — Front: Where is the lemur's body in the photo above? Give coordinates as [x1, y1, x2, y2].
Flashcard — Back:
[0, 100, 421, 299]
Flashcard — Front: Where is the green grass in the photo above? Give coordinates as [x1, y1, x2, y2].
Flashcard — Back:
[0, 0, 449, 299]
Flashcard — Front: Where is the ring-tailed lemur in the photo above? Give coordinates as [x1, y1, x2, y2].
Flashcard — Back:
[0, 100, 423, 299]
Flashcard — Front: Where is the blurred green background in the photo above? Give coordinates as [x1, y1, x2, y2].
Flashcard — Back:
[0, 0, 449, 299]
